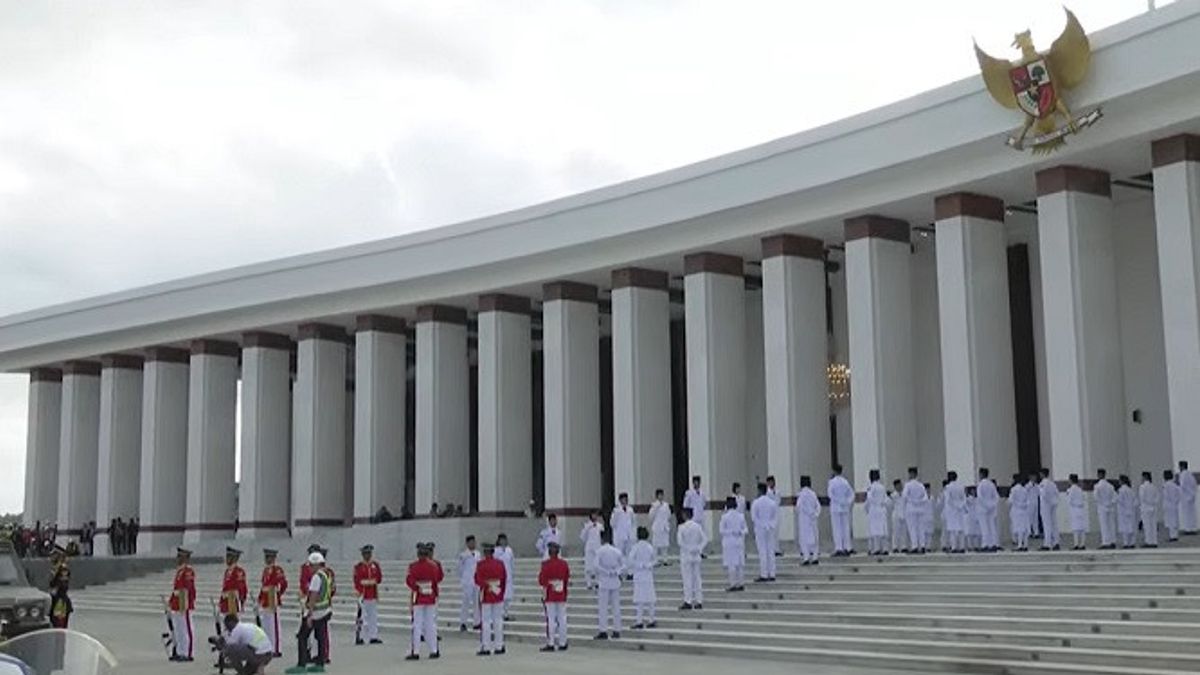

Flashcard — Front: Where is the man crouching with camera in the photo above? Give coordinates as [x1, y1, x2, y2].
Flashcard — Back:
[210, 613, 274, 674]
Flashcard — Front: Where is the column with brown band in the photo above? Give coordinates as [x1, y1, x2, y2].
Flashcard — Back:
[94, 354, 144, 556]
[183, 340, 239, 543]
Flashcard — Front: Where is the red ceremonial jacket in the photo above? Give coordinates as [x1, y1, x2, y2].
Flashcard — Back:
[298, 562, 313, 603]
[353, 560, 383, 601]
[474, 557, 507, 604]
[538, 556, 570, 602]
[258, 564, 288, 610]
[220, 564, 248, 615]
[405, 558, 444, 606]
[169, 564, 196, 612]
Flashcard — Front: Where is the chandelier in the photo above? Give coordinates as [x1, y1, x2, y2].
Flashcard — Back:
[827, 362, 851, 406]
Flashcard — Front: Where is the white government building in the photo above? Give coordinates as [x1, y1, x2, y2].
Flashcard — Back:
[5, 4, 1200, 555]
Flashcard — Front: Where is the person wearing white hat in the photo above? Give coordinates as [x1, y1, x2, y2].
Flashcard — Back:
[286, 552, 332, 674]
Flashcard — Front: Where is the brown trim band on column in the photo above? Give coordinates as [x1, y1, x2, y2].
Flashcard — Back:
[1035, 165, 1111, 198]
[100, 354, 144, 370]
[293, 518, 347, 528]
[544, 507, 596, 517]
[761, 234, 824, 260]
[1152, 134, 1200, 168]
[416, 304, 469, 325]
[844, 215, 910, 243]
[243, 331, 294, 350]
[62, 360, 101, 376]
[683, 252, 743, 277]
[611, 267, 669, 291]
[355, 314, 406, 334]
[934, 192, 1005, 222]
[180, 522, 237, 532]
[543, 281, 598, 303]
[478, 293, 531, 314]
[191, 339, 240, 357]
[144, 346, 191, 364]
[237, 520, 289, 530]
[297, 323, 347, 343]
[136, 523, 187, 533]
[29, 368, 63, 383]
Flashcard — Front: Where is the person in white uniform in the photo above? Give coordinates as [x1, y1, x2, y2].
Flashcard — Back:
[976, 468, 1000, 552]
[765, 475, 783, 556]
[965, 493, 982, 552]
[647, 489, 673, 564]
[593, 531, 625, 640]
[1163, 470, 1182, 542]
[494, 534, 516, 618]
[730, 483, 747, 515]
[580, 511, 604, 590]
[683, 476, 707, 526]
[1026, 474, 1042, 541]
[676, 507, 708, 609]
[865, 470, 889, 556]
[1038, 469, 1061, 551]
[796, 476, 821, 565]
[458, 536, 481, 631]
[1066, 474, 1089, 550]
[611, 494, 636, 557]
[1179, 461, 1197, 535]
[719, 496, 747, 591]
[536, 514, 562, 560]
[1008, 474, 1029, 552]
[889, 479, 908, 553]
[1117, 475, 1139, 549]
[1139, 471, 1161, 548]
[751, 482, 780, 579]
[1093, 469, 1117, 550]
[827, 465, 855, 556]
[922, 483, 936, 550]
[934, 481, 948, 552]
[902, 469, 929, 554]
[627, 527, 657, 629]
[942, 472, 967, 554]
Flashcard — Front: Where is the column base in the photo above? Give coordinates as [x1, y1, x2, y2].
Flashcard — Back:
[182, 524, 236, 545]
[236, 524, 290, 542]
[138, 529, 184, 555]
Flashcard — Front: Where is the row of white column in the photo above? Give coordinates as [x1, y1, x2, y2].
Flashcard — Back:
[22, 137, 1200, 548]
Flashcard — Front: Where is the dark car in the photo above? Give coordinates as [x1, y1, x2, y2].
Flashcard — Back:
[0, 542, 50, 639]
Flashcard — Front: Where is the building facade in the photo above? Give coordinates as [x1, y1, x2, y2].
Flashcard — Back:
[5, 5, 1200, 553]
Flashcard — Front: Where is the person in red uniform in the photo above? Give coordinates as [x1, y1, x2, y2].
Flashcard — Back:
[474, 542, 507, 656]
[219, 547, 249, 618]
[258, 548, 288, 657]
[538, 541, 571, 652]
[405, 542, 444, 660]
[168, 547, 197, 662]
[353, 544, 383, 645]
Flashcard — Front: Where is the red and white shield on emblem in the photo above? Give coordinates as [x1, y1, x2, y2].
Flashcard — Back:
[1009, 59, 1056, 118]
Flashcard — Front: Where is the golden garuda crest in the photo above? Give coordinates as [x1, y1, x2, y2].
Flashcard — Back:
[975, 8, 1102, 153]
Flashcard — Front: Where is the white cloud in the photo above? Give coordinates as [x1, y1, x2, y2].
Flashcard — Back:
[0, 0, 1157, 513]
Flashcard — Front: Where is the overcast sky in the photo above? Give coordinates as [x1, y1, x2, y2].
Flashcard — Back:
[0, 0, 1163, 515]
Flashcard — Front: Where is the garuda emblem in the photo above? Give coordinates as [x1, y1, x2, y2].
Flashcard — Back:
[975, 8, 1102, 154]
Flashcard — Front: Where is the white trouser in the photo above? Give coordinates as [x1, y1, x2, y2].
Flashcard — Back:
[830, 511, 851, 552]
[770, 524, 780, 554]
[1165, 507, 1180, 540]
[360, 599, 379, 641]
[543, 602, 567, 647]
[1097, 508, 1116, 546]
[171, 610, 193, 659]
[503, 594, 513, 617]
[755, 527, 776, 578]
[655, 545, 669, 562]
[634, 601, 656, 625]
[980, 510, 997, 549]
[1183, 497, 1198, 532]
[1142, 510, 1159, 546]
[725, 564, 743, 588]
[480, 603, 504, 652]
[597, 587, 622, 633]
[1013, 522, 1029, 550]
[891, 518, 907, 551]
[1041, 506, 1059, 547]
[260, 609, 280, 654]
[680, 559, 703, 604]
[410, 604, 438, 655]
[459, 584, 479, 626]
[905, 510, 925, 549]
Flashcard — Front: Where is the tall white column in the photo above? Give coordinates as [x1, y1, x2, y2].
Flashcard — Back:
[845, 216, 917, 487]
[354, 315, 407, 523]
[542, 282, 601, 517]
[138, 348, 190, 553]
[238, 332, 293, 539]
[183, 340, 238, 543]
[684, 252, 746, 530]
[934, 193, 1019, 480]
[94, 355, 143, 556]
[292, 324, 348, 532]
[477, 294, 532, 515]
[57, 361, 100, 537]
[415, 305, 470, 514]
[23, 368, 61, 527]
[611, 268, 673, 506]
[1153, 135, 1200, 467]
[761, 235, 830, 507]
[744, 285, 768, 482]
[1036, 166, 1127, 476]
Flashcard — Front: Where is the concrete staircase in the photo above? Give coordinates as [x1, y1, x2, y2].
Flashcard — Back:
[71, 546, 1200, 674]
